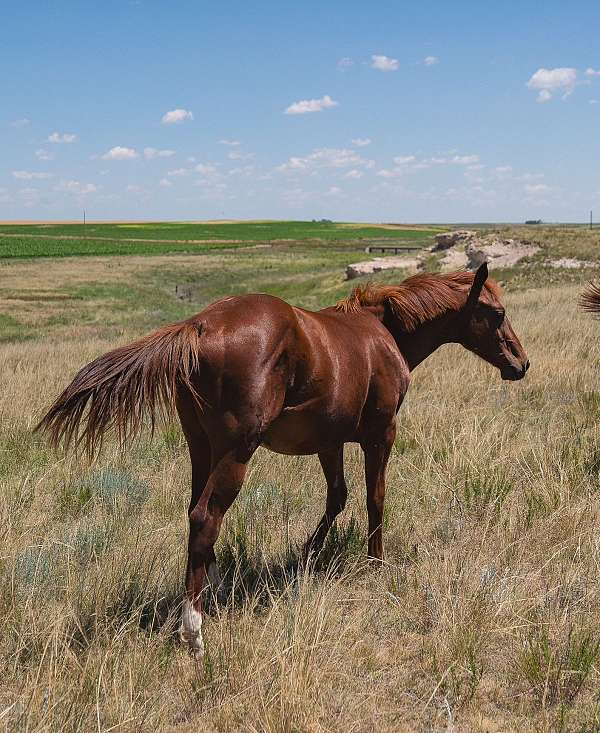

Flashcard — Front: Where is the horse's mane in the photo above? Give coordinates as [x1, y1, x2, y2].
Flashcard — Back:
[336, 270, 502, 333]
[579, 281, 600, 315]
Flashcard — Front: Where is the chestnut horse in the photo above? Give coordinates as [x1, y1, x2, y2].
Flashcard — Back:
[37, 263, 529, 656]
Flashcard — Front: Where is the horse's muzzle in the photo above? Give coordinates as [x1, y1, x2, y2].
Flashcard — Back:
[501, 359, 530, 381]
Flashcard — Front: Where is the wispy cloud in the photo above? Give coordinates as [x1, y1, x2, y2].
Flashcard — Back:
[227, 150, 254, 161]
[526, 67, 577, 102]
[47, 132, 77, 143]
[102, 146, 138, 160]
[167, 168, 190, 177]
[10, 118, 30, 128]
[159, 178, 173, 187]
[524, 182, 551, 195]
[219, 139, 241, 146]
[35, 149, 54, 161]
[586, 68, 600, 77]
[277, 147, 373, 173]
[424, 56, 439, 66]
[55, 179, 97, 194]
[161, 108, 193, 124]
[371, 54, 399, 71]
[195, 163, 217, 175]
[284, 95, 338, 115]
[12, 170, 53, 180]
[337, 57, 354, 71]
[143, 147, 175, 159]
[351, 138, 372, 147]
[377, 153, 480, 178]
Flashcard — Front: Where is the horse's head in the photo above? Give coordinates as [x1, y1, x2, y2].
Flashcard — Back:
[458, 263, 529, 381]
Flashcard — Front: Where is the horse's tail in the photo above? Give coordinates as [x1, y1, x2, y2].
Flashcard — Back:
[579, 281, 600, 316]
[36, 319, 203, 457]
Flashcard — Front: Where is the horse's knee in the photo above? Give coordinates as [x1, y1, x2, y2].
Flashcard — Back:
[188, 508, 220, 552]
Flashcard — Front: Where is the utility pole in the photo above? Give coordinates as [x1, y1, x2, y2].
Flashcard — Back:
[591, 210, 593, 231]
[83, 209, 86, 239]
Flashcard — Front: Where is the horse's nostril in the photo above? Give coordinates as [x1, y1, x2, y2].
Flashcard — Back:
[525, 359, 530, 372]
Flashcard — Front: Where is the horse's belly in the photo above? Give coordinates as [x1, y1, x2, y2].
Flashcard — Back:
[261, 407, 357, 455]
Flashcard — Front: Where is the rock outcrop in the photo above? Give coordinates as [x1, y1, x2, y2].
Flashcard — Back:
[432, 230, 478, 251]
[345, 256, 422, 280]
[434, 231, 540, 271]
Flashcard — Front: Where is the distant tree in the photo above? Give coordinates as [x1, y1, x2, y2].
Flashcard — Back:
[525, 219, 542, 225]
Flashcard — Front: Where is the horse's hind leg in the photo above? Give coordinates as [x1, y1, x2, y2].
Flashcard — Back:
[181, 440, 254, 656]
[303, 445, 348, 561]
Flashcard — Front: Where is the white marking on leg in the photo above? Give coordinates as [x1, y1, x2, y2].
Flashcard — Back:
[179, 598, 204, 656]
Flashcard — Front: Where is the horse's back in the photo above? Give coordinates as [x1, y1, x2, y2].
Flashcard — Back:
[187, 293, 407, 453]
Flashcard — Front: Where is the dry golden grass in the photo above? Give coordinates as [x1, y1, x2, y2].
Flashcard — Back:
[2, 251, 600, 731]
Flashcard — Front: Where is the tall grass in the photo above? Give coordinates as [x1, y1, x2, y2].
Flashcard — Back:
[2, 262, 600, 730]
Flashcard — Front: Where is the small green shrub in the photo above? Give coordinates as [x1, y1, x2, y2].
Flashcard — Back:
[459, 469, 512, 512]
[519, 625, 600, 707]
[64, 518, 115, 564]
[58, 468, 149, 515]
[13, 544, 63, 596]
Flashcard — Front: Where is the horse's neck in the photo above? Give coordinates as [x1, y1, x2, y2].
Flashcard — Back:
[387, 312, 457, 371]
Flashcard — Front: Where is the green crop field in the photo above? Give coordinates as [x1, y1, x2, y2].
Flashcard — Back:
[0, 220, 443, 258]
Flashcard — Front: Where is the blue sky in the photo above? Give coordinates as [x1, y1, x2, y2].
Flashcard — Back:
[2, 0, 600, 222]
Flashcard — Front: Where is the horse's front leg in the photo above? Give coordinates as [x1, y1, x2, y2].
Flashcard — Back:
[361, 421, 396, 560]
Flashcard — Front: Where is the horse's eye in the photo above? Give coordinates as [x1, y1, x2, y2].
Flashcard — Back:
[495, 309, 505, 325]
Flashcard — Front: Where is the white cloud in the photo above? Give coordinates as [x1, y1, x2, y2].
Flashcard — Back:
[526, 67, 577, 102]
[143, 147, 175, 159]
[12, 170, 53, 180]
[219, 139, 241, 146]
[326, 186, 342, 196]
[35, 149, 54, 161]
[537, 89, 552, 103]
[525, 183, 551, 195]
[285, 95, 338, 115]
[586, 68, 600, 77]
[227, 150, 254, 161]
[167, 167, 189, 177]
[102, 146, 138, 160]
[371, 55, 399, 71]
[56, 179, 97, 195]
[393, 155, 417, 165]
[344, 169, 363, 180]
[10, 118, 30, 128]
[451, 154, 480, 165]
[47, 132, 77, 143]
[378, 152, 480, 179]
[377, 168, 402, 179]
[277, 147, 373, 173]
[424, 56, 439, 66]
[159, 178, 173, 187]
[352, 138, 372, 147]
[161, 108, 193, 124]
[590, 99, 599, 105]
[337, 57, 354, 71]
[195, 163, 217, 175]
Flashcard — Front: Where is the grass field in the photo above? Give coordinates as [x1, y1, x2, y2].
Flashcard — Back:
[2, 224, 600, 731]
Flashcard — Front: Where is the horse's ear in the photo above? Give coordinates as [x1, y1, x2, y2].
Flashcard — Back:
[464, 262, 488, 311]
